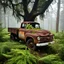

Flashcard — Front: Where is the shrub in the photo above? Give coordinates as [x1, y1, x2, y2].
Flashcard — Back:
[49, 43, 64, 53]
[59, 46, 64, 61]
[44, 45, 57, 54]
[5, 49, 38, 64]
[0, 29, 9, 42]
[0, 28, 4, 41]
[39, 54, 60, 64]
[54, 32, 64, 39]
[0, 45, 10, 64]
[54, 32, 64, 44]
[49, 32, 64, 54]
[52, 61, 64, 64]
[0, 41, 38, 64]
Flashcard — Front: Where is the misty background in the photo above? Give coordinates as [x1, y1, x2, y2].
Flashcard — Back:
[0, 0, 64, 32]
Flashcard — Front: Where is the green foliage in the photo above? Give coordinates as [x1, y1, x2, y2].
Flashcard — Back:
[54, 32, 64, 44]
[39, 54, 61, 64]
[59, 46, 64, 61]
[0, 22, 2, 27]
[25, 24, 40, 31]
[49, 43, 63, 53]
[0, 29, 9, 42]
[0, 41, 37, 64]
[25, 24, 34, 29]
[48, 32, 64, 62]
[0, 28, 4, 41]
[1, 29, 64, 64]
[5, 49, 37, 64]
[44, 46, 57, 54]
[51, 61, 64, 64]
[54, 32, 64, 39]
[0, 29, 38, 64]
[48, 32, 64, 54]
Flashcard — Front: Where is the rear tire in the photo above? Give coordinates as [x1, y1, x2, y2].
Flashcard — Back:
[10, 33, 15, 40]
[10, 33, 19, 41]
[26, 39, 36, 50]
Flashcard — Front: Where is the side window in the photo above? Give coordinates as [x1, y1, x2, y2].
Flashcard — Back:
[35, 24, 40, 28]
[21, 23, 25, 28]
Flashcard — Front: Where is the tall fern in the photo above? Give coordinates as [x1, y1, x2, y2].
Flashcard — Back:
[0, 29, 38, 64]
[4, 49, 37, 64]
[0, 28, 4, 41]
[0, 42, 37, 64]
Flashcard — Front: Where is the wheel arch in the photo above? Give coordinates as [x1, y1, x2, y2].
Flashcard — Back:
[26, 37, 34, 42]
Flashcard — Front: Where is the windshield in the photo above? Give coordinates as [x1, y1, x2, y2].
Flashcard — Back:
[30, 23, 40, 29]
[21, 23, 40, 29]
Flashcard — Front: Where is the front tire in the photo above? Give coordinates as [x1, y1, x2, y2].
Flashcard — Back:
[26, 39, 36, 50]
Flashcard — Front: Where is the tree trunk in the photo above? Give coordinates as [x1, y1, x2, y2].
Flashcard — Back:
[24, 17, 34, 21]
[24, 14, 35, 22]
[56, 0, 60, 32]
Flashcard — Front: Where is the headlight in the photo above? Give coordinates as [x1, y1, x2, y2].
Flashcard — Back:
[37, 37, 40, 40]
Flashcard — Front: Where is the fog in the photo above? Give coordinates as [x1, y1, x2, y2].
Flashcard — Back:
[0, 0, 64, 32]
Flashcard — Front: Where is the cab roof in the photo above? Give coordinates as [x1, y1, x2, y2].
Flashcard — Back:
[22, 21, 39, 24]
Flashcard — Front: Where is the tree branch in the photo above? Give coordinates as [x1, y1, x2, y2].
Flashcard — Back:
[33, 0, 53, 18]
[17, 12, 24, 18]
[13, 2, 22, 6]
[27, 0, 31, 4]
[22, 0, 29, 16]
[8, 0, 15, 14]
[30, 0, 39, 14]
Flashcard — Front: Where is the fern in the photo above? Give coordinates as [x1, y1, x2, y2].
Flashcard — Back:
[39, 54, 60, 64]
[25, 24, 34, 29]
[0, 29, 38, 64]
[0, 28, 4, 41]
[5, 49, 37, 64]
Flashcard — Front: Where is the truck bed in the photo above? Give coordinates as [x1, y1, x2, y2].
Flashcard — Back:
[8, 28, 19, 35]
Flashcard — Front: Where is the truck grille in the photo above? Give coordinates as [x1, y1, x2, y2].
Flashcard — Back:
[39, 36, 53, 43]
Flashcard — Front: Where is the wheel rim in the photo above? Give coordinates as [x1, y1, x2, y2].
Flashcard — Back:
[10, 34, 14, 40]
[27, 42, 35, 50]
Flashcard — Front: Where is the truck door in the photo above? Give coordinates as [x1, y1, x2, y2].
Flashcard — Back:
[18, 31, 25, 39]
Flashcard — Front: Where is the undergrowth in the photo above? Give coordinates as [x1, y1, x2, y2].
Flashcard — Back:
[0, 29, 64, 64]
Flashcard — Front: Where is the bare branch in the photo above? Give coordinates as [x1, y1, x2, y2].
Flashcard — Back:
[30, 0, 39, 14]
[13, 2, 22, 6]
[33, 0, 53, 18]
[22, 0, 29, 15]
[27, 0, 31, 4]
[17, 12, 24, 18]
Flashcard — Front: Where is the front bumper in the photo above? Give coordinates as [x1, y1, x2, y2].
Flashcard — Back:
[36, 41, 54, 46]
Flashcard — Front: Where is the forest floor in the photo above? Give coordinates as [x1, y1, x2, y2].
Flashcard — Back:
[0, 29, 64, 64]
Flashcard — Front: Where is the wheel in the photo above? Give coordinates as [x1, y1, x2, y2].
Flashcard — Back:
[10, 33, 15, 40]
[26, 39, 36, 50]
[10, 33, 19, 41]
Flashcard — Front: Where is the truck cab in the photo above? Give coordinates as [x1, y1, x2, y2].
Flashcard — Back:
[21, 22, 40, 28]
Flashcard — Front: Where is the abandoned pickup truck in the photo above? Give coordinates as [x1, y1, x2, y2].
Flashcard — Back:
[8, 21, 54, 50]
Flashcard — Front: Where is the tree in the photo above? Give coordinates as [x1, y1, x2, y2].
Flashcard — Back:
[0, 0, 53, 21]
[56, 0, 60, 32]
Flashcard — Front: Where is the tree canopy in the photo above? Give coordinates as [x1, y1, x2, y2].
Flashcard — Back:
[0, 0, 53, 21]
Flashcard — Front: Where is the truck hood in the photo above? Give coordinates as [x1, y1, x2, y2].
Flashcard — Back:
[25, 29, 51, 37]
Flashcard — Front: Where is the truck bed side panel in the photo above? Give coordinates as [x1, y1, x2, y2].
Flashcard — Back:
[8, 28, 18, 35]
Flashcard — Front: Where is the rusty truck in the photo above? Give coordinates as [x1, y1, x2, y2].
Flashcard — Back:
[8, 21, 54, 50]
